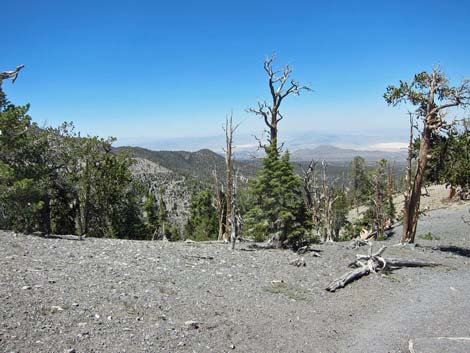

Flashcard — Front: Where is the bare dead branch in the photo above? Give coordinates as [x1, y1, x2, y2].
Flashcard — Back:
[248, 54, 311, 151]
[0, 65, 25, 86]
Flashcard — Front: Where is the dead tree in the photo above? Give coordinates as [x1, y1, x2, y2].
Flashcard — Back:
[247, 54, 311, 152]
[0, 65, 25, 87]
[384, 67, 470, 243]
[302, 160, 321, 227]
[302, 160, 339, 242]
[223, 113, 240, 243]
[229, 168, 244, 250]
[320, 161, 338, 242]
[318, 161, 343, 242]
[302, 160, 335, 242]
[326, 244, 440, 292]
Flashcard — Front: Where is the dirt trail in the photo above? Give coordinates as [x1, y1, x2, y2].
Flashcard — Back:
[1, 205, 469, 353]
[336, 268, 470, 353]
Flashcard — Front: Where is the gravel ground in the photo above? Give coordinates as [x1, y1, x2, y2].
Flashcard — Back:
[1, 204, 469, 353]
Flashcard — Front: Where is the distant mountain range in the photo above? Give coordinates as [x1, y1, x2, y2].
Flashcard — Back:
[117, 145, 406, 182]
[116, 129, 410, 159]
[116, 145, 406, 186]
[289, 145, 407, 163]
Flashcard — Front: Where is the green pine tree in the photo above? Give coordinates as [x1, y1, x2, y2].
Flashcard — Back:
[185, 189, 218, 241]
[244, 144, 312, 248]
[349, 156, 372, 209]
[424, 120, 470, 199]
[0, 87, 45, 232]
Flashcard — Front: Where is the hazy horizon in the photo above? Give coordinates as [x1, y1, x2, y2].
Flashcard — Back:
[115, 128, 410, 154]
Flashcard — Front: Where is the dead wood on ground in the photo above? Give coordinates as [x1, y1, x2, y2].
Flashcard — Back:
[326, 244, 440, 292]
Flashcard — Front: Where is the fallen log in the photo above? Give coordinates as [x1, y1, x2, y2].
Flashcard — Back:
[326, 263, 372, 292]
[385, 258, 439, 268]
[326, 245, 441, 292]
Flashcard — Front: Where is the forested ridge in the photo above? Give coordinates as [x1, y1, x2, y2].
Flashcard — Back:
[115, 146, 258, 184]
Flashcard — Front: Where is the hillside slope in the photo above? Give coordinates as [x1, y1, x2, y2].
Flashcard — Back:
[130, 158, 194, 234]
[117, 147, 258, 237]
[116, 146, 258, 185]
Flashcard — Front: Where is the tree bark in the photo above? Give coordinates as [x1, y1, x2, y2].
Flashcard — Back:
[401, 124, 431, 243]
[223, 113, 239, 243]
[230, 195, 236, 250]
[225, 134, 232, 243]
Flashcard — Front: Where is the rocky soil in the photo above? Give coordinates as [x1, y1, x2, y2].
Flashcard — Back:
[1, 204, 469, 353]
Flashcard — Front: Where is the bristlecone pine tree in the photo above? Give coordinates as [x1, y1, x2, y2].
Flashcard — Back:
[384, 67, 470, 243]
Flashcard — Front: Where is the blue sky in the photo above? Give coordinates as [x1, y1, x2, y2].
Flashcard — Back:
[2, 0, 469, 150]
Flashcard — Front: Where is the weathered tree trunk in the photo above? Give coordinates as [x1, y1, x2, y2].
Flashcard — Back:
[320, 161, 338, 243]
[324, 198, 335, 243]
[326, 264, 372, 292]
[401, 124, 431, 243]
[302, 160, 321, 229]
[230, 195, 236, 250]
[269, 108, 279, 151]
[401, 114, 414, 243]
[223, 113, 239, 243]
[217, 199, 225, 241]
[225, 138, 232, 243]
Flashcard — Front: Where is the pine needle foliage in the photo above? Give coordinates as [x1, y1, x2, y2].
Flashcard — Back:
[244, 144, 312, 248]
